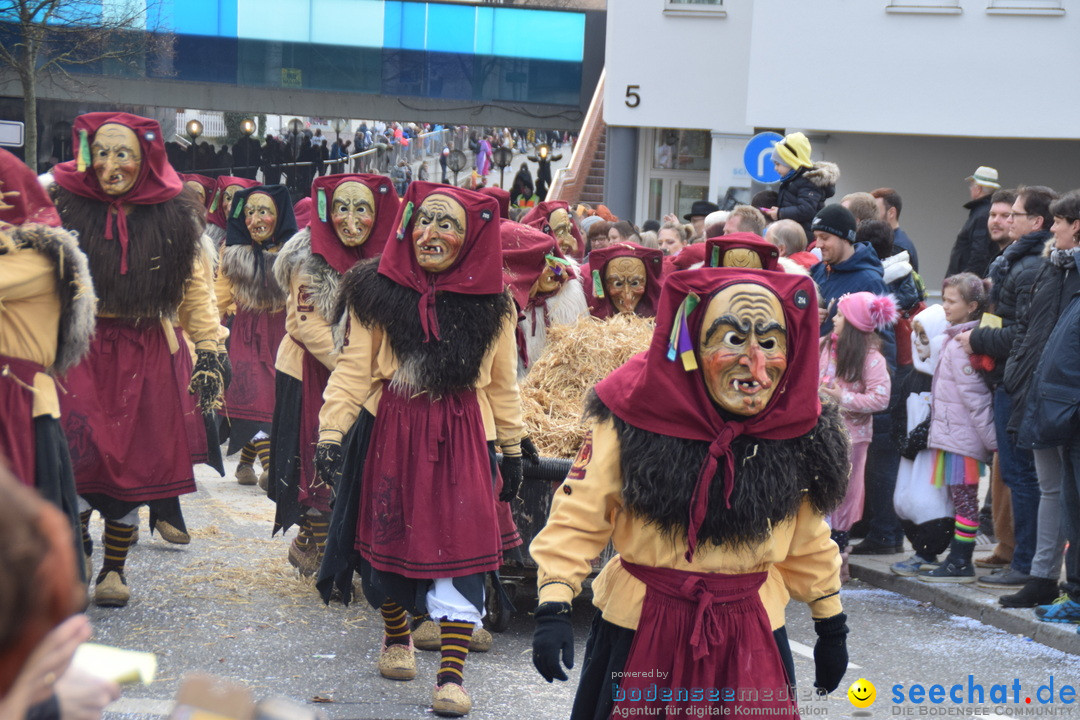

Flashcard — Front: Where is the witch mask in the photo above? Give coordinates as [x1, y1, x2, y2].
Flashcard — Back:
[698, 283, 788, 416]
[92, 123, 142, 197]
[605, 256, 647, 314]
[331, 181, 376, 247]
[413, 193, 466, 273]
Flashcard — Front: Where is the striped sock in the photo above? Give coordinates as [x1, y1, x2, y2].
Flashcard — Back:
[252, 438, 271, 469]
[79, 509, 93, 556]
[437, 620, 474, 687]
[295, 517, 313, 550]
[381, 601, 411, 647]
[309, 513, 329, 553]
[239, 442, 258, 467]
[954, 515, 978, 543]
[411, 613, 430, 631]
[97, 521, 135, 583]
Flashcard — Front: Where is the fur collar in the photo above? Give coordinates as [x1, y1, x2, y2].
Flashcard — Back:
[805, 161, 840, 189]
[273, 228, 340, 324]
[50, 185, 201, 319]
[221, 244, 287, 312]
[587, 393, 849, 549]
[338, 260, 513, 395]
[519, 277, 588, 375]
[882, 250, 912, 285]
[8, 224, 97, 373]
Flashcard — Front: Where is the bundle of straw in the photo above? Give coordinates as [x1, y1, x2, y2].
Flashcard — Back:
[520, 314, 654, 457]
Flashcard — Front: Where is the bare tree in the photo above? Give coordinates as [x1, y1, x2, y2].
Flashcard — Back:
[0, 0, 174, 171]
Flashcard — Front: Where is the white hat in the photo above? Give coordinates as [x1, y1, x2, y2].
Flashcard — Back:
[965, 166, 1000, 189]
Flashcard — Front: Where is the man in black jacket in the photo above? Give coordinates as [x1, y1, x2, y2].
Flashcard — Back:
[947, 167, 1000, 277]
[957, 185, 1058, 589]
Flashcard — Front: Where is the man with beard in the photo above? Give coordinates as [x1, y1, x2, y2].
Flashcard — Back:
[313, 183, 524, 717]
[530, 268, 849, 718]
[270, 173, 399, 575]
[48, 112, 223, 607]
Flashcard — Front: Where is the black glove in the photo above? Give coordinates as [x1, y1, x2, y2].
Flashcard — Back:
[521, 436, 540, 464]
[532, 602, 573, 682]
[189, 349, 224, 414]
[218, 351, 232, 390]
[898, 417, 930, 460]
[813, 613, 849, 695]
[314, 442, 344, 491]
[500, 454, 522, 502]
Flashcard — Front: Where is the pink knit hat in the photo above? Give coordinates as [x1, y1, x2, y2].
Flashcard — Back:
[838, 292, 898, 333]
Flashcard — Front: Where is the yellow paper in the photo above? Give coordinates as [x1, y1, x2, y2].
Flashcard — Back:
[72, 643, 157, 685]
[979, 312, 1002, 329]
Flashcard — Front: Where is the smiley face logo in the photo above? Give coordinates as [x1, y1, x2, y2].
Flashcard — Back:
[847, 678, 876, 708]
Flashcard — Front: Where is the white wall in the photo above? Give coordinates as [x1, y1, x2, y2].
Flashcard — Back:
[604, 0, 754, 134]
[819, 132, 1080, 292]
[747, 1, 1080, 139]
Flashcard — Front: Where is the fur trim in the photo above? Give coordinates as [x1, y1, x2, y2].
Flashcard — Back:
[520, 278, 589, 376]
[199, 233, 219, 274]
[585, 393, 849, 549]
[275, 228, 343, 324]
[882, 251, 913, 285]
[221, 244, 287, 312]
[338, 260, 513, 395]
[8, 224, 98, 373]
[205, 224, 226, 246]
[806, 161, 840, 189]
[50, 185, 201, 319]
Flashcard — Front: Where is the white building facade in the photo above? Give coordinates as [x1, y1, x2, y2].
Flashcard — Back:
[603, 0, 1078, 290]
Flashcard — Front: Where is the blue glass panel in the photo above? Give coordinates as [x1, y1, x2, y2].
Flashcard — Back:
[311, 0, 384, 48]
[474, 6, 493, 56]
[383, 1, 403, 49]
[491, 8, 584, 62]
[425, 4, 473, 54]
[237, 0, 310, 42]
[173, 0, 223, 36]
[400, 2, 426, 51]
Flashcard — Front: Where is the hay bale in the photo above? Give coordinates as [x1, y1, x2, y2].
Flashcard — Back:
[521, 314, 654, 457]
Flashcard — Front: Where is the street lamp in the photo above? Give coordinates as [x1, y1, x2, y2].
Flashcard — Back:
[240, 118, 256, 137]
[186, 119, 203, 171]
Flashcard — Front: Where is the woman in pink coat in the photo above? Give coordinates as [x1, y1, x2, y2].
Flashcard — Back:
[819, 292, 895, 572]
[919, 273, 996, 583]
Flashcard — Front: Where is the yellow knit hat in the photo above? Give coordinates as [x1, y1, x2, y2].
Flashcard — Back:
[773, 132, 813, 170]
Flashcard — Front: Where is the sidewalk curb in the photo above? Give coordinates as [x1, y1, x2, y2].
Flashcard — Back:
[850, 558, 1080, 656]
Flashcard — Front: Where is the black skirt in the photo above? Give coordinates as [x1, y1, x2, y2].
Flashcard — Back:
[269, 372, 302, 534]
[34, 416, 84, 581]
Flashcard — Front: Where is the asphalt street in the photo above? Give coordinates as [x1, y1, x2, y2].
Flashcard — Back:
[87, 457, 1080, 720]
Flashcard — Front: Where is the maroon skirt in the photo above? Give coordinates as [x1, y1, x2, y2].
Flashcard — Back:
[356, 384, 502, 578]
[60, 318, 196, 503]
[222, 308, 286, 423]
[613, 561, 798, 719]
[0, 354, 43, 486]
[172, 329, 208, 464]
[297, 344, 332, 513]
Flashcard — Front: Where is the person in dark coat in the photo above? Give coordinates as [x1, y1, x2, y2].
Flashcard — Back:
[232, 134, 262, 180]
[947, 166, 999, 277]
[957, 185, 1058, 590]
[998, 190, 1080, 609]
[764, 132, 838, 239]
[261, 134, 283, 186]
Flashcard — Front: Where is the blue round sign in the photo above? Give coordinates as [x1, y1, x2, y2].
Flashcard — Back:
[743, 132, 785, 183]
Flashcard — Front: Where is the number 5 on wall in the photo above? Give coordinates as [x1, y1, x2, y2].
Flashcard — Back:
[625, 85, 641, 108]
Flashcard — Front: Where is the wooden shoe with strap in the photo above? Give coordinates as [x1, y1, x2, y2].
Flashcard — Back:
[93, 571, 130, 607]
[378, 639, 417, 681]
[432, 682, 472, 717]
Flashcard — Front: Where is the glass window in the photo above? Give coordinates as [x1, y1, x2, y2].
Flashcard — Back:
[652, 129, 711, 172]
[673, 181, 709, 222]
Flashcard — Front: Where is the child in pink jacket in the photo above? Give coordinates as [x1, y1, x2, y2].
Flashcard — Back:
[819, 292, 895, 568]
[919, 273, 996, 583]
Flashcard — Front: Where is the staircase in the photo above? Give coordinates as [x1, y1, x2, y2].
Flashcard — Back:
[548, 68, 606, 205]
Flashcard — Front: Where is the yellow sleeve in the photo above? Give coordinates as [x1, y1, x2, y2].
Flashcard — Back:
[214, 266, 234, 320]
[483, 304, 525, 454]
[317, 311, 374, 444]
[291, 271, 338, 370]
[531, 419, 622, 605]
[773, 498, 843, 620]
[177, 251, 220, 351]
[0, 250, 54, 300]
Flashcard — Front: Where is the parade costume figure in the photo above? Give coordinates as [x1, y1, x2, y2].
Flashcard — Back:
[216, 186, 296, 486]
[501, 221, 588, 376]
[180, 173, 215, 215]
[0, 149, 96, 572]
[530, 268, 850, 720]
[204, 175, 259, 245]
[315, 182, 523, 717]
[891, 304, 955, 577]
[270, 174, 398, 576]
[583, 243, 664, 319]
[521, 200, 585, 260]
[50, 112, 223, 607]
[704, 233, 781, 271]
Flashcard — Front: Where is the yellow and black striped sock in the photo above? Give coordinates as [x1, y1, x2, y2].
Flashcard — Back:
[294, 516, 313, 550]
[309, 513, 329, 553]
[437, 620, 474, 687]
[381, 600, 411, 647]
[97, 520, 135, 583]
[252, 438, 271, 469]
[79, 509, 93, 556]
[411, 613, 430, 631]
[239, 442, 258, 467]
